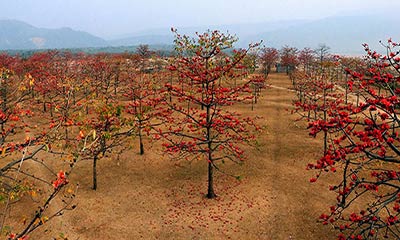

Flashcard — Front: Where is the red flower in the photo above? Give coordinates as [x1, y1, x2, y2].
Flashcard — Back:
[310, 177, 317, 183]
[52, 171, 68, 189]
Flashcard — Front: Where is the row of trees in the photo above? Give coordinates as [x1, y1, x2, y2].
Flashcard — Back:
[258, 43, 332, 77]
[0, 30, 265, 238]
[293, 39, 400, 239]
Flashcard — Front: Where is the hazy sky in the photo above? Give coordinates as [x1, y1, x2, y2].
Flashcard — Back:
[0, 0, 397, 39]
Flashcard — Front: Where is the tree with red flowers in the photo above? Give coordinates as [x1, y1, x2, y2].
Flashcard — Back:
[76, 59, 132, 190]
[24, 51, 62, 115]
[292, 69, 343, 155]
[160, 29, 260, 199]
[6, 170, 74, 240]
[123, 70, 164, 155]
[337, 56, 368, 105]
[280, 45, 298, 75]
[0, 67, 75, 239]
[77, 101, 130, 190]
[298, 47, 315, 73]
[259, 47, 279, 77]
[249, 74, 267, 111]
[303, 39, 400, 239]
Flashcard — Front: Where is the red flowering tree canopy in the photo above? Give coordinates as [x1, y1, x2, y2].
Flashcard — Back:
[160, 29, 261, 198]
[295, 39, 400, 239]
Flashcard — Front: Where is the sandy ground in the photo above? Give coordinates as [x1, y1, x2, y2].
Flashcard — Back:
[10, 73, 339, 239]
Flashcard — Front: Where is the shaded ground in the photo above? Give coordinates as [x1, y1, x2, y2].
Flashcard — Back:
[20, 73, 339, 239]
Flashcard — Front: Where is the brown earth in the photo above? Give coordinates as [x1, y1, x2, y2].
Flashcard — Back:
[13, 73, 340, 239]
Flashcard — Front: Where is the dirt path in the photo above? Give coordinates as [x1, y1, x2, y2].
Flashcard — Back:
[258, 73, 336, 239]
[26, 73, 338, 240]
[266, 83, 296, 92]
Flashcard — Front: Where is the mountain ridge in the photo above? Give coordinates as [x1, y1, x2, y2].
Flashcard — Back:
[0, 19, 108, 50]
[1, 16, 399, 55]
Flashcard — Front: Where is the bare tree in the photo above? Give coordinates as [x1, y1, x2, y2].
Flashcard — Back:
[315, 43, 330, 64]
[136, 44, 152, 58]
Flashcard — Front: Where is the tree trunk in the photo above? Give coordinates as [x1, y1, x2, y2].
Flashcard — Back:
[206, 103, 216, 199]
[169, 74, 173, 103]
[73, 91, 76, 105]
[323, 88, 327, 155]
[64, 127, 69, 145]
[93, 155, 98, 190]
[139, 126, 144, 155]
[201, 82, 205, 110]
[114, 75, 119, 95]
[357, 94, 360, 107]
[251, 86, 255, 111]
[206, 161, 216, 199]
[43, 96, 47, 112]
[324, 131, 328, 155]
[140, 141, 144, 155]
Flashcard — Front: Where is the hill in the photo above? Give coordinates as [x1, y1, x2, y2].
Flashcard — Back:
[108, 20, 308, 47]
[0, 19, 108, 50]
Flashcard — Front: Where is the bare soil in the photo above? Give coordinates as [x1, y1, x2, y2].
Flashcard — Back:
[13, 73, 339, 239]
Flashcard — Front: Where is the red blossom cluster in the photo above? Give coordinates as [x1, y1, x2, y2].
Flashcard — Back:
[293, 39, 400, 239]
[52, 171, 68, 189]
